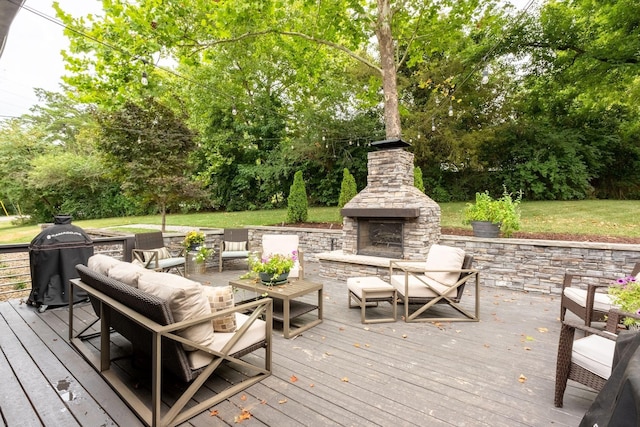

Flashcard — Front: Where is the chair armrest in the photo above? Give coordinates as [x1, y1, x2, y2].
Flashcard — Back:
[562, 272, 618, 290]
[606, 308, 640, 333]
[132, 248, 159, 268]
[389, 260, 425, 273]
[562, 319, 619, 340]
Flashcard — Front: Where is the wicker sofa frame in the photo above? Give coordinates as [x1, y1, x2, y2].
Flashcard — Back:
[69, 264, 272, 427]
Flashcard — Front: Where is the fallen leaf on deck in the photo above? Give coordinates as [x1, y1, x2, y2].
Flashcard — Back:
[523, 346, 531, 351]
[537, 327, 548, 333]
[354, 343, 361, 348]
[240, 394, 247, 401]
[260, 399, 267, 404]
[364, 327, 370, 331]
[484, 344, 490, 348]
[402, 334, 407, 338]
[234, 409, 252, 422]
[310, 383, 315, 387]
[518, 374, 527, 383]
[290, 375, 298, 382]
[365, 343, 370, 347]
[341, 377, 349, 382]
[210, 410, 219, 416]
[278, 398, 288, 404]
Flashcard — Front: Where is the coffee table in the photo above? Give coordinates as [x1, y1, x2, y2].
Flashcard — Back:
[229, 278, 323, 338]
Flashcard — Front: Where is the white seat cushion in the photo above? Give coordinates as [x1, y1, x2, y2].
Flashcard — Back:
[390, 274, 458, 298]
[221, 250, 249, 259]
[572, 334, 616, 379]
[563, 287, 615, 313]
[188, 313, 267, 370]
[347, 277, 395, 299]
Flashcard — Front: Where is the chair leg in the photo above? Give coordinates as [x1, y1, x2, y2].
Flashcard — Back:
[554, 323, 576, 407]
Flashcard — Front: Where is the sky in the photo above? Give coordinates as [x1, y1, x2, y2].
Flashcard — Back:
[0, 0, 533, 120]
[0, 0, 103, 119]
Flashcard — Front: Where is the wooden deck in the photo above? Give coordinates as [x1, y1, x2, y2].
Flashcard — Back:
[0, 262, 597, 426]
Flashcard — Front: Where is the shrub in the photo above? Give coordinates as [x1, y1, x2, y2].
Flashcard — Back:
[414, 166, 425, 193]
[338, 168, 357, 219]
[287, 170, 308, 223]
[462, 187, 522, 237]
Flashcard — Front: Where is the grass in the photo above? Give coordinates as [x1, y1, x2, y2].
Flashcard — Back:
[0, 200, 638, 244]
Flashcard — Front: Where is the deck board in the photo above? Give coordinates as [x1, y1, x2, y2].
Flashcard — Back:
[0, 262, 596, 426]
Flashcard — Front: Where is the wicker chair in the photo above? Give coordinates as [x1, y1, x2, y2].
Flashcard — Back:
[132, 231, 185, 275]
[554, 309, 640, 407]
[218, 228, 250, 272]
[560, 262, 640, 327]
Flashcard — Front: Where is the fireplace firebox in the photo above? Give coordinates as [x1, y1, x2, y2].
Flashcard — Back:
[357, 219, 403, 258]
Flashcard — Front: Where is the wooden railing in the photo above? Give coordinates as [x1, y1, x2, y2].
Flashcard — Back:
[0, 236, 135, 297]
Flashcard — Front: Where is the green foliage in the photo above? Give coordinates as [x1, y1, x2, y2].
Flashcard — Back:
[414, 166, 425, 193]
[338, 168, 357, 215]
[195, 246, 213, 263]
[608, 277, 640, 326]
[462, 188, 522, 237]
[287, 170, 308, 223]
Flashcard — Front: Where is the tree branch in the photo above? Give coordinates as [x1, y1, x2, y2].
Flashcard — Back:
[189, 29, 383, 75]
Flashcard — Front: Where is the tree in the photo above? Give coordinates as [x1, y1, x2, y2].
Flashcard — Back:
[414, 166, 425, 193]
[97, 99, 205, 230]
[287, 170, 308, 223]
[338, 168, 358, 220]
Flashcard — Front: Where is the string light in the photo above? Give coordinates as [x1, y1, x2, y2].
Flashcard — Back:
[431, 118, 436, 132]
[481, 68, 489, 85]
[141, 72, 148, 86]
[448, 101, 453, 117]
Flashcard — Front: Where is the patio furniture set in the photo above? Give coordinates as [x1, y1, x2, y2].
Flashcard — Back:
[67, 230, 640, 426]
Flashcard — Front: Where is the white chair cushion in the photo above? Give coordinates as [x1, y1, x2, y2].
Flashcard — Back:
[424, 244, 466, 286]
[262, 234, 301, 278]
[563, 287, 615, 313]
[390, 274, 458, 298]
[221, 250, 250, 259]
[224, 241, 247, 251]
[347, 277, 394, 299]
[188, 313, 266, 370]
[107, 262, 147, 288]
[202, 286, 237, 332]
[572, 334, 616, 379]
[88, 254, 120, 276]
[137, 272, 214, 351]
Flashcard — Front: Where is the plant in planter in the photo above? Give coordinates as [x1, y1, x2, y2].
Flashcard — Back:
[462, 188, 522, 237]
[246, 251, 297, 285]
[195, 246, 213, 264]
[183, 231, 205, 250]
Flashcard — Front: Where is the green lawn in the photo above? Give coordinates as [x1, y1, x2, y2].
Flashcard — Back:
[0, 200, 638, 244]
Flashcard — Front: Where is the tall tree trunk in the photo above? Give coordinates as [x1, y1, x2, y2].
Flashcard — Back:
[376, 0, 402, 139]
[160, 203, 166, 232]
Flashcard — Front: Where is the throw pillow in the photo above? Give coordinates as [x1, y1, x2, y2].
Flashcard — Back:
[143, 247, 171, 262]
[107, 262, 147, 288]
[137, 272, 215, 351]
[424, 244, 466, 286]
[87, 254, 120, 276]
[225, 241, 247, 251]
[202, 286, 237, 332]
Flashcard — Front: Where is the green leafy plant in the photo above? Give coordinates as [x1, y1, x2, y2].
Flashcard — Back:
[462, 188, 522, 237]
[183, 230, 205, 248]
[608, 276, 640, 327]
[247, 251, 297, 281]
[338, 168, 357, 221]
[287, 170, 308, 223]
[195, 246, 213, 263]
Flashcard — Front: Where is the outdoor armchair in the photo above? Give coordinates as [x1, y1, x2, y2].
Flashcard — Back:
[560, 262, 640, 327]
[389, 244, 479, 322]
[132, 231, 185, 276]
[218, 228, 250, 272]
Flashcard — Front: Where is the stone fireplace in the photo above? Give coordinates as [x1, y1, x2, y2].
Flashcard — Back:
[340, 142, 441, 261]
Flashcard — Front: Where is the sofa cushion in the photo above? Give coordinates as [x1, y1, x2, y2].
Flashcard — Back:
[107, 262, 148, 288]
[188, 313, 266, 370]
[424, 244, 466, 286]
[203, 286, 237, 332]
[137, 272, 215, 351]
[88, 254, 121, 276]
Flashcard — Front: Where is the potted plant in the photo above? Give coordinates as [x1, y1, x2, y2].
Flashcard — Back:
[462, 188, 522, 237]
[247, 251, 297, 285]
[183, 231, 205, 250]
[191, 246, 213, 274]
[608, 276, 640, 329]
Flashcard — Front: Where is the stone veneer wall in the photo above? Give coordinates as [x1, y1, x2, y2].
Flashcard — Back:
[341, 149, 441, 260]
[156, 226, 639, 295]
